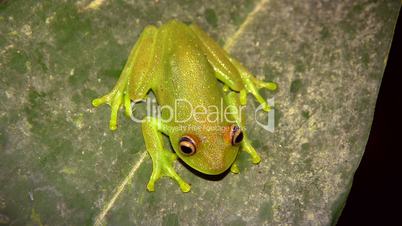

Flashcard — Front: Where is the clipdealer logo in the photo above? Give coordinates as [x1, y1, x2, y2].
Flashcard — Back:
[129, 97, 275, 132]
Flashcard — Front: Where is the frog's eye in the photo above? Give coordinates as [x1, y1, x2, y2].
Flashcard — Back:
[179, 136, 197, 156]
[230, 125, 243, 145]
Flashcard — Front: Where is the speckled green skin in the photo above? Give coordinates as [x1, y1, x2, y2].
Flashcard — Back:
[92, 20, 277, 192]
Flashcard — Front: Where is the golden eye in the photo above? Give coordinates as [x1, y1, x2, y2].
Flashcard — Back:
[179, 136, 196, 156]
[230, 125, 243, 145]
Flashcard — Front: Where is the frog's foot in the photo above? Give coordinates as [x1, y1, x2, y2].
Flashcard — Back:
[92, 86, 132, 130]
[230, 139, 261, 174]
[147, 149, 191, 192]
[230, 145, 260, 174]
[253, 77, 277, 92]
[241, 139, 261, 164]
[243, 77, 278, 112]
[230, 161, 240, 174]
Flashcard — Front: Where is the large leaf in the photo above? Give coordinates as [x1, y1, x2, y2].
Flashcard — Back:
[0, 0, 399, 225]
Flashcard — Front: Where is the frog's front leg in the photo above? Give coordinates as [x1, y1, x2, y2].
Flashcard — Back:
[142, 117, 191, 192]
[224, 90, 261, 174]
[92, 25, 157, 130]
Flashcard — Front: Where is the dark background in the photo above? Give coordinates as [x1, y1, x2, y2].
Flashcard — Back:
[337, 9, 401, 226]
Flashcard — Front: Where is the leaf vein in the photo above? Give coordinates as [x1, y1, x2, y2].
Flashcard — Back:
[94, 151, 147, 226]
[224, 0, 270, 52]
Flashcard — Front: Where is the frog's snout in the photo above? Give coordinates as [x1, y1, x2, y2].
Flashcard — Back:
[201, 150, 237, 175]
[205, 163, 229, 175]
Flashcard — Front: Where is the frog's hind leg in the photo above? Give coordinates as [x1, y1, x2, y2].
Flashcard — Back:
[92, 25, 158, 130]
[189, 23, 277, 112]
[228, 57, 277, 112]
[224, 90, 261, 174]
[142, 117, 191, 192]
[189, 24, 244, 92]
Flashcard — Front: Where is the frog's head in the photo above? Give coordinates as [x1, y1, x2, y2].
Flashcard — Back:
[172, 124, 243, 175]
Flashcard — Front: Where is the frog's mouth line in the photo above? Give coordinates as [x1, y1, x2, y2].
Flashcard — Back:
[177, 157, 233, 181]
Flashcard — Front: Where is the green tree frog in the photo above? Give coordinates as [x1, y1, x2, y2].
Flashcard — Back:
[92, 20, 277, 192]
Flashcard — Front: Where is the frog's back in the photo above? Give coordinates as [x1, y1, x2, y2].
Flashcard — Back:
[151, 20, 225, 123]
